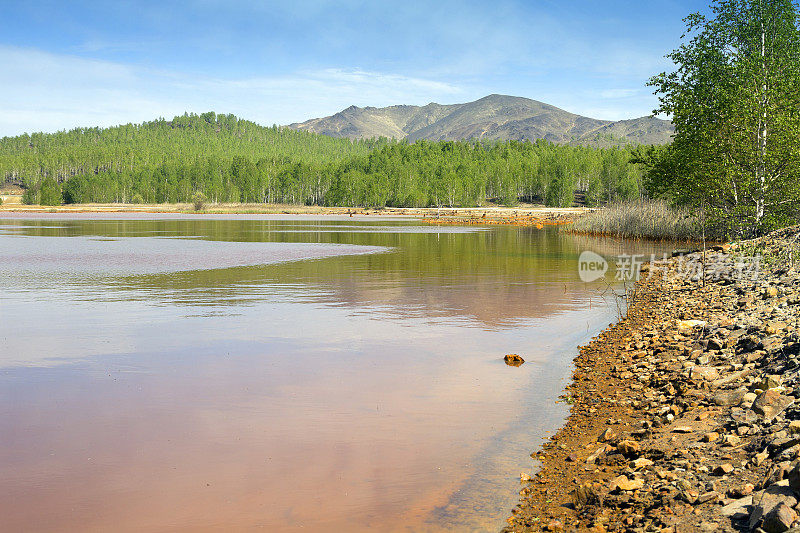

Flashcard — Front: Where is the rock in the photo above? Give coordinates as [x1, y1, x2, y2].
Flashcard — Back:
[755, 450, 771, 466]
[609, 475, 644, 492]
[753, 390, 795, 420]
[690, 366, 720, 381]
[698, 491, 721, 504]
[755, 375, 783, 391]
[766, 321, 786, 335]
[616, 440, 640, 456]
[631, 458, 653, 469]
[520, 472, 532, 482]
[546, 519, 564, 531]
[787, 462, 800, 493]
[738, 335, 762, 353]
[573, 483, 600, 508]
[707, 338, 724, 351]
[789, 421, 800, 435]
[678, 319, 707, 332]
[598, 428, 616, 443]
[723, 434, 742, 447]
[721, 494, 753, 519]
[767, 286, 780, 298]
[777, 444, 800, 462]
[679, 489, 699, 503]
[713, 388, 747, 407]
[703, 432, 719, 442]
[504, 354, 525, 367]
[714, 463, 734, 475]
[749, 482, 798, 531]
[586, 445, 610, 463]
[762, 502, 798, 533]
[729, 483, 755, 498]
[673, 426, 694, 433]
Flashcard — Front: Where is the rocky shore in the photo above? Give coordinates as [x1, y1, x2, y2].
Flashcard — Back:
[506, 225, 800, 532]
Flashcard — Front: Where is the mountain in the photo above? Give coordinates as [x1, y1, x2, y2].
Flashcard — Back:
[289, 94, 673, 146]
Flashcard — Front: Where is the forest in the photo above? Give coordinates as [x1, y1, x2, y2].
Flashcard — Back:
[0, 112, 645, 208]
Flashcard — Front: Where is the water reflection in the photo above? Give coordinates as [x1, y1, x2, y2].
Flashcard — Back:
[0, 215, 670, 532]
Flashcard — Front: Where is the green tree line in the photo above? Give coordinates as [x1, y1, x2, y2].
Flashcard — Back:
[1, 112, 647, 208]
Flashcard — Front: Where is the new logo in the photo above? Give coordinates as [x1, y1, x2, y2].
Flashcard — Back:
[578, 251, 608, 282]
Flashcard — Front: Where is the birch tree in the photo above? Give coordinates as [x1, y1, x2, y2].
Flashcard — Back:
[650, 0, 800, 236]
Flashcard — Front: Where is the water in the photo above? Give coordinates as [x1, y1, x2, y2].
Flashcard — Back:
[0, 214, 666, 532]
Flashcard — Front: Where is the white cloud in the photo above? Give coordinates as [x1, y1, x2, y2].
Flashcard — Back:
[0, 46, 463, 136]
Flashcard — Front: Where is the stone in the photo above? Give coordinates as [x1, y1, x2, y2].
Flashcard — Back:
[586, 445, 610, 464]
[609, 475, 644, 492]
[690, 366, 720, 381]
[598, 429, 616, 443]
[755, 375, 783, 391]
[713, 388, 747, 407]
[713, 463, 734, 475]
[749, 482, 798, 531]
[703, 432, 719, 442]
[728, 483, 755, 498]
[720, 495, 753, 519]
[723, 434, 742, 447]
[504, 354, 525, 367]
[697, 491, 721, 504]
[678, 319, 707, 332]
[767, 286, 780, 298]
[573, 483, 600, 508]
[679, 489, 699, 503]
[631, 458, 653, 469]
[787, 462, 800, 493]
[766, 321, 787, 335]
[762, 502, 798, 533]
[753, 390, 795, 420]
[673, 426, 694, 433]
[738, 336, 762, 353]
[707, 338, 724, 351]
[755, 450, 770, 466]
[616, 440, 640, 456]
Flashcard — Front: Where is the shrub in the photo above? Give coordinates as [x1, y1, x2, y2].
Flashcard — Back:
[38, 179, 63, 206]
[570, 199, 701, 241]
[192, 191, 207, 211]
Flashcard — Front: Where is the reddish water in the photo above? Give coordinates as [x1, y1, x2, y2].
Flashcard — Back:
[0, 215, 667, 532]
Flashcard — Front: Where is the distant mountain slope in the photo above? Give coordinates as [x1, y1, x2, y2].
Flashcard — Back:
[289, 94, 673, 146]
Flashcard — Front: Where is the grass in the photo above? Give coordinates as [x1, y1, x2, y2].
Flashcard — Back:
[569, 199, 700, 241]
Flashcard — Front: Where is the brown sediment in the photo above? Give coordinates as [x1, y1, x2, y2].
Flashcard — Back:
[421, 210, 582, 227]
[505, 226, 800, 532]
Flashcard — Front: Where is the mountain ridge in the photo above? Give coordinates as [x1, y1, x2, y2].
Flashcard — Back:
[289, 94, 673, 146]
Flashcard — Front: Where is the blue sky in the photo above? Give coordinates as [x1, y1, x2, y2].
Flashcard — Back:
[0, 0, 704, 136]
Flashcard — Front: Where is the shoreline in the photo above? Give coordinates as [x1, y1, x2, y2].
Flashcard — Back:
[505, 226, 800, 532]
[0, 200, 588, 220]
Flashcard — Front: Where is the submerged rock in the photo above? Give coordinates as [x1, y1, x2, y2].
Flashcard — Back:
[504, 354, 525, 367]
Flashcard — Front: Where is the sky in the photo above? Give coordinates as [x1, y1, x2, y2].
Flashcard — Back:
[0, 0, 705, 136]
